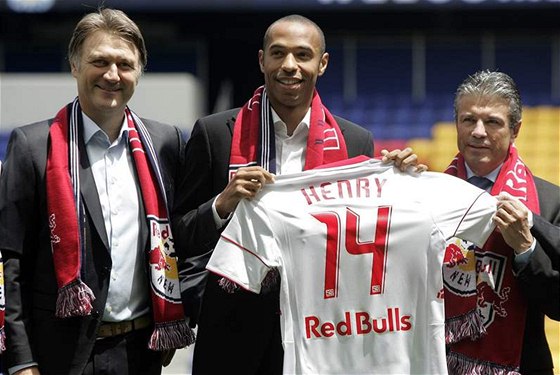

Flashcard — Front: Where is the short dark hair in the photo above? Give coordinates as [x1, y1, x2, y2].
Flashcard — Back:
[68, 8, 147, 72]
[263, 14, 326, 54]
[454, 70, 522, 127]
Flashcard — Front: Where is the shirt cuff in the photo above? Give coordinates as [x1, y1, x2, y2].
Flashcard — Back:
[513, 238, 536, 268]
[212, 195, 232, 229]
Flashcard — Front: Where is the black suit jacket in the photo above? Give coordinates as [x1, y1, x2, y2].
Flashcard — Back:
[0, 116, 186, 374]
[173, 108, 374, 322]
[516, 176, 560, 375]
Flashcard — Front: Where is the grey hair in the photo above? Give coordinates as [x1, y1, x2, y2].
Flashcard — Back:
[68, 8, 147, 72]
[263, 14, 326, 54]
[454, 70, 522, 127]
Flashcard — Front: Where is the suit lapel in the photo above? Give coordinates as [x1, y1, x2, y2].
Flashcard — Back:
[77, 123, 110, 250]
[226, 115, 236, 137]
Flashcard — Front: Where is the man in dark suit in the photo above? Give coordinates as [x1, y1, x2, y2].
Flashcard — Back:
[0, 8, 190, 375]
[443, 70, 559, 375]
[173, 14, 423, 375]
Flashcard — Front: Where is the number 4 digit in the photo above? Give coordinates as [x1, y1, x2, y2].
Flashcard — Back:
[346, 206, 391, 295]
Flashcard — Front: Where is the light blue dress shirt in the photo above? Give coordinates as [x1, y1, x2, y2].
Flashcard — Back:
[82, 113, 150, 322]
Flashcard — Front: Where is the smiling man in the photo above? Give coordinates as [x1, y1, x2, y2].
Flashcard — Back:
[173, 14, 424, 375]
[443, 70, 559, 375]
[0, 8, 191, 375]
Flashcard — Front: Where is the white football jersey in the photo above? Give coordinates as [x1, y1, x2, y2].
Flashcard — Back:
[207, 158, 497, 375]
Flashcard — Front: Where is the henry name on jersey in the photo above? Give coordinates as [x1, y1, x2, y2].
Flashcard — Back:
[300, 176, 386, 205]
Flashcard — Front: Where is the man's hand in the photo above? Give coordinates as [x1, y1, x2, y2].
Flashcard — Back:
[493, 192, 534, 254]
[381, 148, 428, 173]
[215, 166, 275, 219]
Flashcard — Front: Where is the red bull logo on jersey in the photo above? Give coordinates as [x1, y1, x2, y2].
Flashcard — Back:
[443, 238, 509, 327]
[305, 307, 412, 339]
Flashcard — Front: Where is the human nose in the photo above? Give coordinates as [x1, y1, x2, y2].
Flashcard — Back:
[281, 53, 297, 72]
[471, 119, 487, 138]
[103, 63, 120, 82]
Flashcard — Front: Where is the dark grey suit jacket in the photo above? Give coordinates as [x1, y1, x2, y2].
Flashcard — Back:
[173, 108, 374, 324]
[516, 176, 560, 375]
[0, 116, 186, 374]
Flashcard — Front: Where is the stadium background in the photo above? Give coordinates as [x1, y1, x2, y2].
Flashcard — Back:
[0, 0, 558, 373]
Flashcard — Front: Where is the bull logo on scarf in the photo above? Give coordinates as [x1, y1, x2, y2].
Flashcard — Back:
[148, 217, 181, 302]
[443, 238, 509, 328]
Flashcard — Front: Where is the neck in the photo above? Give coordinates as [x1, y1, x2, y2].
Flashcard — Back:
[272, 105, 310, 136]
[85, 111, 125, 143]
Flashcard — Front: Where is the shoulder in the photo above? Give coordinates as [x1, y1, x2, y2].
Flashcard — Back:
[533, 175, 560, 219]
[190, 108, 241, 141]
[332, 114, 374, 157]
[533, 175, 559, 196]
[10, 119, 53, 147]
[196, 108, 241, 127]
[140, 118, 180, 136]
[332, 115, 371, 137]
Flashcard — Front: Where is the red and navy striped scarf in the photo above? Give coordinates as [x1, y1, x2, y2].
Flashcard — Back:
[46, 98, 193, 350]
[443, 145, 539, 374]
[228, 86, 348, 179]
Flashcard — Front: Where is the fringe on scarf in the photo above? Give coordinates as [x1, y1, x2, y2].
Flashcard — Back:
[149, 319, 195, 351]
[0, 326, 5, 353]
[218, 277, 239, 293]
[55, 279, 95, 318]
[445, 308, 487, 344]
[261, 268, 280, 294]
[447, 351, 521, 375]
[218, 268, 280, 294]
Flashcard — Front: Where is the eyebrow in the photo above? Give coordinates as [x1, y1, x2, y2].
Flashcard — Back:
[268, 43, 314, 52]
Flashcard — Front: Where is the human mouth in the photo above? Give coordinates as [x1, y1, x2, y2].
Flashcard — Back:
[97, 85, 120, 93]
[277, 77, 302, 87]
[467, 143, 489, 150]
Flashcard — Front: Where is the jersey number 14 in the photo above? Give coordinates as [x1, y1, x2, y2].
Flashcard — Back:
[312, 206, 392, 299]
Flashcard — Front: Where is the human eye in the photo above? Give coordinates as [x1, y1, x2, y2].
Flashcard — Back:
[485, 118, 502, 127]
[270, 49, 284, 58]
[90, 59, 107, 67]
[119, 61, 135, 70]
[460, 116, 475, 125]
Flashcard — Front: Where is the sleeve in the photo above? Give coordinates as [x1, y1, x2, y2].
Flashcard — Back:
[172, 119, 224, 326]
[516, 214, 560, 319]
[0, 128, 41, 368]
[206, 198, 278, 294]
[428, 173, 497, 247]
[172, 119, 223, 261]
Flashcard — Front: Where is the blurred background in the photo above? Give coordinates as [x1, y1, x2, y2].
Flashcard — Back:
[0, 0, 558, 373]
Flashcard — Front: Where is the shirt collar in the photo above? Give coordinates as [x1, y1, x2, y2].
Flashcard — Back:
[465, 162, 503, 183]
[271, 107, 311, 136]
[82, 112, 129, 145]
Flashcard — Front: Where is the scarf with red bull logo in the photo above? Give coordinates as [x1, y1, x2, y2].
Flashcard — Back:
[443, 145, 539, 374]
[46, 98, 194, 350]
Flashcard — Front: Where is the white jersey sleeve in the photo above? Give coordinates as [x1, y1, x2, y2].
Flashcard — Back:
[206, 198, 278, 294]
[419, 172, 497, 247]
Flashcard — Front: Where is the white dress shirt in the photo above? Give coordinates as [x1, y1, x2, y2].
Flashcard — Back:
[82, 113, 150, 322]
[212, 109, 312, 227]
